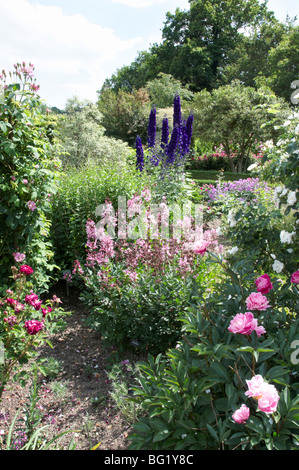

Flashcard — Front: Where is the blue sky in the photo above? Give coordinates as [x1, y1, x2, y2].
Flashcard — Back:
[0, 0, 297, 108]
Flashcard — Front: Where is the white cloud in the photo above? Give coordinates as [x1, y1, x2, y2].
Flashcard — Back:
[0, 0, 144, 107]
[111, 0, 189, 8]
[111, 0, 166, 7]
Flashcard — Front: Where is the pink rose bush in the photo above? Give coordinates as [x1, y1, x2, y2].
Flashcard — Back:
[0, 257, 67, 400]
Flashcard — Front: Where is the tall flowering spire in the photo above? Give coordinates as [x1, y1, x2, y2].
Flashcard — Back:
[166, 126, 179, 165]
[173, 94, 182, 128]
[186, 114, 193, 147]
[136, 136, 144, 172]
[147, 106, 156, 148]
[161, 117, 169, 150]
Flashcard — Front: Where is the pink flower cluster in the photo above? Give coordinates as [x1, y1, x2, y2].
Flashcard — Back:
[232, 375, 280, 424]
[228, 274, 273, 337]
[246, 375, 280, 414]
[25, 290, 42, 311]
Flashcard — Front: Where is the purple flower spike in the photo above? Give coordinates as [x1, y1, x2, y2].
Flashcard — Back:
[136, 136, 144, 172]
[147, 107, 156, 148]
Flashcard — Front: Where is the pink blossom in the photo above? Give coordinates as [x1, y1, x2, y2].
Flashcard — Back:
[25, 291, 39, 305]
[4, 315, 18, 327]
[245, 375, 266, 400]
[27, 200, 37, 211]
[228, 312, 266, 337]
[24, 319, 44, 335]
[245, 292, 271, 311]
[193, 240, 209, 256]
[41, 307, 52, 318]
[13, 252, 26, 263]
[232, 404, 250, 424]
[255, 274, 273, 295]
[257, 384, 280, 414]
[245, 376, 279, 413]
[22, 179, 28, 184]
[290, 270, 299, 284]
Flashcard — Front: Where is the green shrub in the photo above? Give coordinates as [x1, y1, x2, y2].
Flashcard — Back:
[128, 254, 299, 450]
[50, 164, 152, 270]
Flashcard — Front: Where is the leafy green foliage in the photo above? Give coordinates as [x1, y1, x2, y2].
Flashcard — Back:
[0, 63, 60, 292]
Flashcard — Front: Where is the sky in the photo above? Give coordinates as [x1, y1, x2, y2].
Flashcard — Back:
[0, 0, 298, 109]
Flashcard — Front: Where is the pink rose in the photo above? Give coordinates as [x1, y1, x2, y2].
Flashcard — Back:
[19, 265, 34, 275]
[232, 404, 250, 424]
[257, 383, 280, 414]
[25, 291, 39, 304]
[255, 274, 273, 295]
[41, 307, 52, 317]
[228, 312, 266, 337]
[290, 270, 299, 284]
[245, 292, 271, 311]
[27, 200, 37, 211]
[24, 319, 44, 335]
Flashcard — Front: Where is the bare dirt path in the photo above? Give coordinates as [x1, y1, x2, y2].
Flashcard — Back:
[0, 281, 135, 450]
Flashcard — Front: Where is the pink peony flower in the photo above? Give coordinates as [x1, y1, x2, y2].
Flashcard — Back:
[232, 404, 250, 424]
[245, 292, 271, 311]
[255, 274, 273, 295]
[19, 265, 34, 275]
[228, 312, 256, 336]
[290, 270, 299, 284]
[24, 319, 44, 335]
[193, 240, 210, 256]
[228, 312, 266, 337]
[257, 384, 280, 414]
[245, 375, 279, 413]
[245, 375, 266, 400]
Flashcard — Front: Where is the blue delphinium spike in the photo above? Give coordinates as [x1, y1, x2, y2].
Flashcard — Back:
[136, 135, 144, 172]
[166, 126, 179, 165]
[147, 107, 156, 148]
[160, 116, 169, 150]
[173, 94, 182, 129]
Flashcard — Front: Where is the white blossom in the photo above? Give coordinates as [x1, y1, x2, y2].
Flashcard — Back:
[287, 191, 297, 206]
[280, 230, 296, 244]
[228, 246, 239, 255]
[272, 260, 284, 273]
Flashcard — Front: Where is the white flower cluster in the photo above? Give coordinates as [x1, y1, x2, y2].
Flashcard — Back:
[280, 230, 296, 244]
[274, 186, 297, 207]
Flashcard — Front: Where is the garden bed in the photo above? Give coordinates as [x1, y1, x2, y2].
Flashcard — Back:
[0, 282, 139, 450]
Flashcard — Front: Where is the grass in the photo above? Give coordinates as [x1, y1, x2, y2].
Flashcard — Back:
[186, 169, 250, 182]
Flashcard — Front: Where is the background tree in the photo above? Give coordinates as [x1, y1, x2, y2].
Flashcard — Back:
[189, 80, 290, 172]
[97, 87, 151, 145]
[145, 73, 193, 108]
[57, 96, 132, 168]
